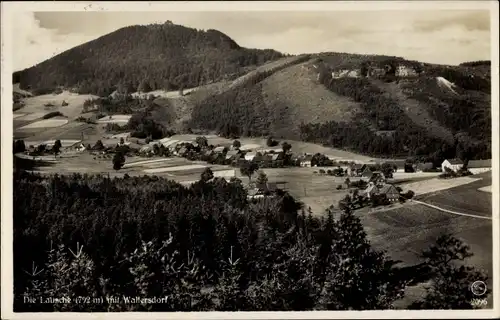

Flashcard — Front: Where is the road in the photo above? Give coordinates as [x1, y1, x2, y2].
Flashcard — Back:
[412, 200, 492, 220]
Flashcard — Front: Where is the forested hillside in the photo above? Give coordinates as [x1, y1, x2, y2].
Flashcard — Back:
[13, 22, 284, 96]
[190, 53, 491, 162]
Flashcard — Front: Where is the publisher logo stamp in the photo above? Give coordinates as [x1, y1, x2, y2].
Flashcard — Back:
[470, 281, 487, 296]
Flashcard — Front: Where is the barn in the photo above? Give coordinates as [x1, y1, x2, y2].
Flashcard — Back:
[466, 159, 491, 174]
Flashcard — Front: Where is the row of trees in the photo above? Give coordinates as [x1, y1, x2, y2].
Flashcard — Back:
[13, 169, 488, 311]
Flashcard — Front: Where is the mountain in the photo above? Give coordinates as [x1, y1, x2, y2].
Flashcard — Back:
[13, 22, 491, 161]
[189, 53, 491, 161]
[13, 22, 284, 96]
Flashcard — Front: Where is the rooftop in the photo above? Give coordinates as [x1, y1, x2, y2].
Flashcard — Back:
[467, 159, 491, 168]
[445, 159, 464, 165]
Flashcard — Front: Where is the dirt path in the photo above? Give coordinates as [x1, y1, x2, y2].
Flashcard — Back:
[412, 200, 492, 220]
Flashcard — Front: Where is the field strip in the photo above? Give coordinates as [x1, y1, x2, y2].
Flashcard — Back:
[123, 158, 174, 168]
[13, 113, 27, 119]
[19, 119, 69, 129]
[16, 112, 47, 121]
[401, 177, 481, 196]
[412, 200, 492, 220]
[143, 164, 207, 174]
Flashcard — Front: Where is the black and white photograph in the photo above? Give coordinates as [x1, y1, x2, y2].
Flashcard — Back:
[1, 1, 499, 318]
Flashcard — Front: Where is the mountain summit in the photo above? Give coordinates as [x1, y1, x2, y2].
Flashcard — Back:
[13, 22, 284, 95]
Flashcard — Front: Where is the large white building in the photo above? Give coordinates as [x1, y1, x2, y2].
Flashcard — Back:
[441, 159, 464, 172]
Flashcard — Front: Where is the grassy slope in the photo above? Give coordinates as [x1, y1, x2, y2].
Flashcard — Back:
[261, 59, 362, 139]
[361, 203, 493, 308]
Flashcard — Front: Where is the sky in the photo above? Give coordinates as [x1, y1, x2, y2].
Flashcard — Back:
[12, 9, 491, 71]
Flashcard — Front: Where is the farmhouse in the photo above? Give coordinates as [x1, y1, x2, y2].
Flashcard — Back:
[225, 150, 241, 161]
[466, 159, 491, 174]
[367, 67, 385, 77]
[331, 69, 350, 78]
[361, 183, 399, 202]
[368, 171, 386, 185]
[245, 152, 257, 161]
[377, 184, 400, 202]
[67, 142, 86, 152]
[350, 163, 367, 176]
[139, 145, 153, 154]
[270, 152, 284, 161]
[360, 166, 374, 178]
[441, 159, 464, 173]
[299, 155, 313, 167]
[395, 65, 418, 77]
[361, 183, 379, 199]
[213, 146, 227, 154]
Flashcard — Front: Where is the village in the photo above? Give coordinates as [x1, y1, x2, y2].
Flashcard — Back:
[14, 131, 492, 215]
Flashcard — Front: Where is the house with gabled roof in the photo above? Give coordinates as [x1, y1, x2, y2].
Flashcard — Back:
[360, 182, 400, 202]
[360, 183, 379, 199]
[225, 150, 241, 161]
[349, 163, 367, 176]
[360, 166, 374, 178]
[441, 159, 464, 173]
[466, 159, 491, 174]
[245, 152, 257, 161]
[213, 146, 227, 154]
[377, 184, 400, 202]
[270, 152, 284, 161]
[369, 171, 386, 185]
[299, 155, 313, 167]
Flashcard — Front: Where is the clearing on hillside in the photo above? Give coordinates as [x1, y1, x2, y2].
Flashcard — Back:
[18, 90, 99, 120]
[261, 59, 362, 139]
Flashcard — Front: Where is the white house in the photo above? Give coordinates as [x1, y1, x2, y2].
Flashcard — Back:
[213, 146, 226, 153]
[395, 65, 418, 77]
[466, 159, 491, 174]
[299, 155, 313, 167]
[245, 152, 257, 161]
[441, 159, 464, 172]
